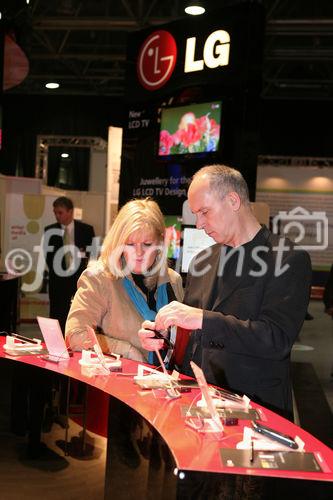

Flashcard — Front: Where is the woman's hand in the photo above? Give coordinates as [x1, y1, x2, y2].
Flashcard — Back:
[138, 320, 164, 351]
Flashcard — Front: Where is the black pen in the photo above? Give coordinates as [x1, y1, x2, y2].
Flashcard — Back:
[250, 439, 254, 463]
[12, 333, 39, 345]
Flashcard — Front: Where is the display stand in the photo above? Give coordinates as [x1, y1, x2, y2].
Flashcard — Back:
[61, 349, 121, 459]
[3, 335, 43, 355]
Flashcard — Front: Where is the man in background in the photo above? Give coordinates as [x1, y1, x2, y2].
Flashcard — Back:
[42, 197, 95, 431]
[44, 196, 95, 333]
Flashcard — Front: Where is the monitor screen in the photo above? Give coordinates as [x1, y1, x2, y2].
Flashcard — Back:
[164, 215, 182, 260]
[181, 227, 215, 273]
[158, 101, 221, 157]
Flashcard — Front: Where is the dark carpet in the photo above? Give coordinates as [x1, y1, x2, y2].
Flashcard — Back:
[291, 362, 333, 447]
[267, 362, 333, 500]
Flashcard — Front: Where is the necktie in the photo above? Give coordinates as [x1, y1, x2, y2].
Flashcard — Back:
[63, 226, 71, 269]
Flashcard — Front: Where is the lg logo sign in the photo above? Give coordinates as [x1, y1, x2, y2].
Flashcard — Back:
[184, 30, 230, 72]
[137, 29, 230, 90]
[137, 30, 177, 90]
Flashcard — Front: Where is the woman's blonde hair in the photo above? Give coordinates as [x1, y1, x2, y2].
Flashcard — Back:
[100, 198, 167, 283]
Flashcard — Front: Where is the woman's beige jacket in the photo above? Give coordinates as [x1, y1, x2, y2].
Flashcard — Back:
[65, 261, 184, 362]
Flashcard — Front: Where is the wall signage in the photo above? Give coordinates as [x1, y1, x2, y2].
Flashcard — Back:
[128, 110, 150, 129]
[137, 30, 177, 90]
[184, 30, 230, 73]
[137, 29, 230, 91]
[126, 3, 265, 101]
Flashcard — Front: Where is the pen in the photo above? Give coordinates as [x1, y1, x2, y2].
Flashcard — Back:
[12, 333, 39, 345]
[250, 439, 254, 463]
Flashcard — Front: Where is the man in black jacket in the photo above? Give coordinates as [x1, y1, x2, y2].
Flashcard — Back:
[139, 164, 312, 421]
[323, 264, 333, 317]
[44, 196, 95, 333]
[323, 264, 333, 376]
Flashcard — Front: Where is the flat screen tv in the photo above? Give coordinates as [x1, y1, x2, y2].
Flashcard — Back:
[158, 101, 221, 157]
[181, 227, 215, 273]
[164, 215, 182, 260]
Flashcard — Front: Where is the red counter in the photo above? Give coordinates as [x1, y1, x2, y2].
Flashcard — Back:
[1, 337, 333, 498]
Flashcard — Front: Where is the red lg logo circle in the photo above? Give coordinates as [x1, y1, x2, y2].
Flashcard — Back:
[137, 30, 177, 90]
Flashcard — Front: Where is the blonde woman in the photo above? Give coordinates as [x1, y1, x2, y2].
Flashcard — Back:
[65, 198, 183, 363]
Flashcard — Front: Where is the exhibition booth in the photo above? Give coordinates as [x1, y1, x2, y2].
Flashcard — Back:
[1, 3, 333, 499]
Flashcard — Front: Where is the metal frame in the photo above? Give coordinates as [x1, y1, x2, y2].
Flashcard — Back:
[258, 155, 333, 167]
[35, 134, 107, 183]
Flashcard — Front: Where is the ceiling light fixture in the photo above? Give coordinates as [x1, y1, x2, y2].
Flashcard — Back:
[45, 82, 60, 89]
[184, 1, 205, 16]
[61, 153, 69, 158]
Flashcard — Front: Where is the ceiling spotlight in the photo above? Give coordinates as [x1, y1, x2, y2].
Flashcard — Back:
[45, 82, 60, 89]
[184, 2, 205, 15]
[61, 153, 69, 158]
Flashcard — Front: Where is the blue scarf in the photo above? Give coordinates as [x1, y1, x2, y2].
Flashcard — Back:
[122, 276, 169, 365]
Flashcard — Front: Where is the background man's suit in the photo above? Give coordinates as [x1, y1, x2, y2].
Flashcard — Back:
[182, 226, 312, 420]
[44, 219, 95, 333]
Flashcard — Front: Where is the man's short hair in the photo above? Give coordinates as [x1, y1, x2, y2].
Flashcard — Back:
[192, 164, 250, 204]
[53, 196, 74, 210]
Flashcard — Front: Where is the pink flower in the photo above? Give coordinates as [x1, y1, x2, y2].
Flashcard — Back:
[195, 115, 220, 139]
[172, 129, 181, 145]
[176, 123, 201, 148]
[209, 118, 220, 138]
[159, 130, 174, 155]
[195, 115, 211, 135]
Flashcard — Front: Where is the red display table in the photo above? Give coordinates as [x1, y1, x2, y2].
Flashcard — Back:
[1, 337, 333, 499]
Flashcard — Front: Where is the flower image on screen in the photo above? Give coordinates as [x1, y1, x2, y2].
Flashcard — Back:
[158, 101, 221, 156]
[164, 215, 181, 260]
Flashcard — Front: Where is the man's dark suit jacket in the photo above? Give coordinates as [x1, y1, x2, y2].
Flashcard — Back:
[182, 226, 312, 419]
[323, 263, 333, 312]
[44, 219, 95, 332]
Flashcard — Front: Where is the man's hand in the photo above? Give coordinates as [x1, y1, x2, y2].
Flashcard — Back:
[154, 301, 203, 331]
[138, 320, 164, 351]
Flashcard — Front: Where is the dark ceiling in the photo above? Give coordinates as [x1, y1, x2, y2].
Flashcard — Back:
[2, 0, 333, 100]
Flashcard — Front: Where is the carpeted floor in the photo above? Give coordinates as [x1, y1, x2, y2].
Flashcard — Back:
[291, 362, 333, 447]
